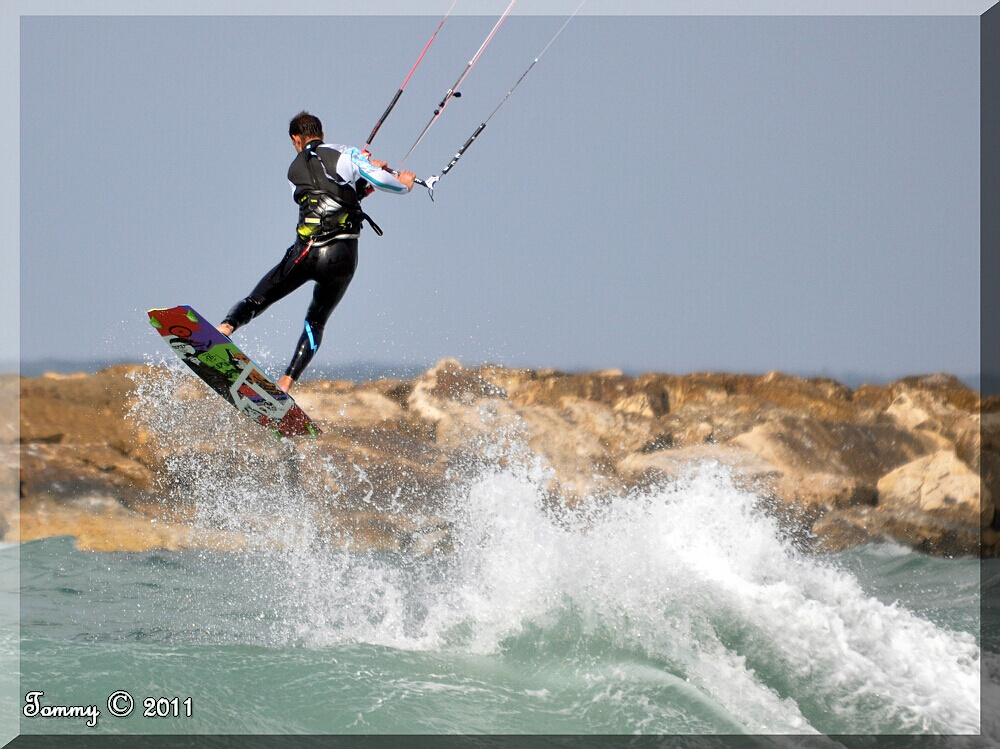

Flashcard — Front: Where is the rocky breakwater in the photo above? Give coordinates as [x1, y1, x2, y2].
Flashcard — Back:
[10, 361, 995, 557]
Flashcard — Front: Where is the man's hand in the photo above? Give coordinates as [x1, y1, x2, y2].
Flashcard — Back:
[396, 170, 416, 190]
[365, 155, 415, 191]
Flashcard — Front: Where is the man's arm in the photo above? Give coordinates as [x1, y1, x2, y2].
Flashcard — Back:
[368, 158, 417, 191]
[342, 146, 414, 193]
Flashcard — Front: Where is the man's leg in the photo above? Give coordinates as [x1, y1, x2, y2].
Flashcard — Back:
[281, 240, 357, 390]
[217, 244, 308, 337]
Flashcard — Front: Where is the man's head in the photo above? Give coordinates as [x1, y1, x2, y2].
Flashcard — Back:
[289, 111, 323, 152]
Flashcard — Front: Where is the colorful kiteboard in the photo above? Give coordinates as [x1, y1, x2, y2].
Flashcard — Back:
[147, 305, 320, 439]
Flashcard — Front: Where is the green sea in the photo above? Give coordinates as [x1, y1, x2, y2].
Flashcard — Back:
[2, 460, 993, 742]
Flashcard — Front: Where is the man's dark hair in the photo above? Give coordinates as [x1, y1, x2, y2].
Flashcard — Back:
[289, 111, 323, 139]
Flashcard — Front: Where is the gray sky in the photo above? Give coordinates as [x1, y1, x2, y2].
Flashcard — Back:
[11, 2, 988, 381]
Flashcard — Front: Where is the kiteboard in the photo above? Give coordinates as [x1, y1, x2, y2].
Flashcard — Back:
[147, 305, 320, 439]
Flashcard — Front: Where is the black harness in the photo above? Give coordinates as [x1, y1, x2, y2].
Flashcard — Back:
[295, 140, 383, 237]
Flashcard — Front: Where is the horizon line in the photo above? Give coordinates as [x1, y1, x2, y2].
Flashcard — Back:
[5, 357, 986, 393]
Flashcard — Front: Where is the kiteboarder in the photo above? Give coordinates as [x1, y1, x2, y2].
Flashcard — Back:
[216, 111, 415, 393]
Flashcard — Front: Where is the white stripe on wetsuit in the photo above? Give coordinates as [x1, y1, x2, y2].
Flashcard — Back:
[324, 144, 410, 193]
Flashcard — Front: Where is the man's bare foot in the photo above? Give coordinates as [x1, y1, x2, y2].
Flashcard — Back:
[217, 323, 234, 337]
[277, 374, 294, 394]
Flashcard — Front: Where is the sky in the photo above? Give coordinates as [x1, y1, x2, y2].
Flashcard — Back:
[10, 2, 990, 384]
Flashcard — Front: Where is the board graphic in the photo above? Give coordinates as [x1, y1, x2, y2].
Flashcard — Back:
[147, 305, 320, 439]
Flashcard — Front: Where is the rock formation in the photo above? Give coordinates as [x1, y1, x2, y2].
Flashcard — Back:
[8, 362, 994, 557]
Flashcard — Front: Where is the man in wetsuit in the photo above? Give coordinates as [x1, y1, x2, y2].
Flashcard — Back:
[217, 111, 416, 393]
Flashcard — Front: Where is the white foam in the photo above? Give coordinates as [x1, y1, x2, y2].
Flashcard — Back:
[129, 367, 981, 734]
[262, 460, 979, 733]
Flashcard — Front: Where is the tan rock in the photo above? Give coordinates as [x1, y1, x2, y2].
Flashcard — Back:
[14, 499, 246, 552]
[617, 442, 777, 492]
[876, 451, 981, 525]
[810, 502, 981, 557]
[984, 528, 1000, 557]
[810, 510, 885, 553]
[613, 393, 658, 419]
[884, 377, 980, 469]
[13, 364, 992, 557]
[20, 442, 154, 506]
[885, 392, 931, 431]
[298, 423, 450, 513]
[981, 449, 1000, 529]
[0, 374, 17, 445]
[776, 471, 878, 510]
[516, 401, 623, 501]
[0, 444, 16, 507]
[892, 373, 980, 412]
[406, 362, 669, 501]
[875, 510, 978, 557]
[404, 360, 512, 449]
[554, 396, 660, 457]
[295, 385, 405, 426]
[493, 366, 668, 418]
[731, 416, 937, 484]
[20, 366, 146, 453]
[981, 411, 1000, 454]
[681, 421, 715, 445]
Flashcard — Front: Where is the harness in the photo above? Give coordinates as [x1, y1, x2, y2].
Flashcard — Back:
[297, 141, 383, 240]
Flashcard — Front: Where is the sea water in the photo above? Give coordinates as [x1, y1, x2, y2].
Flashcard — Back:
[6, 464, 992, 738]
[4, 365, 996, 740]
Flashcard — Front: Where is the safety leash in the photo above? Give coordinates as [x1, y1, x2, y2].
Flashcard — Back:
[293, 239, 314, 265]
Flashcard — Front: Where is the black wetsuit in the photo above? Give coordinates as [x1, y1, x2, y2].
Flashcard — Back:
[222, 140, 406, 382]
